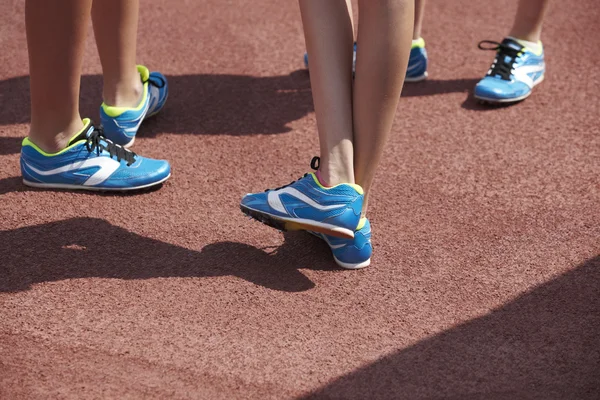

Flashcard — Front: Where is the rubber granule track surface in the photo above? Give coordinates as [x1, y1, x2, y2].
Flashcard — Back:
[1, 1, 599, 399]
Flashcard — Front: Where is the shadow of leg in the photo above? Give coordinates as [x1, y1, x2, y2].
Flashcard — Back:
[0, 218, 340, 293]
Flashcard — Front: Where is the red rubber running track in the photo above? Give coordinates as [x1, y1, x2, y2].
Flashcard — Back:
[1, 0, 599, 398]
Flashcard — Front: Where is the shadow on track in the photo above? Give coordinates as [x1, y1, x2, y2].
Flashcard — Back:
[0, 176, 25, 195]
[302, 256, 600, 400]
[0, 137, 22, 156]
[401, 78, 479, 98]
[0, 217, 339, 293]
[0, 73, 521, 157]
[0, 70, 314, 154]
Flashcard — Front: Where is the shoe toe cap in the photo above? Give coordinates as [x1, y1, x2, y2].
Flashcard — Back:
[114, 157, 171, 187]
[241, 192, 269, 210]
[148, 159, 171, 180]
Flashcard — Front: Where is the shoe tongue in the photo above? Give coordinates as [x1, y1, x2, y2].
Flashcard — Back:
[67, 120, 95, 146]
[501, 38, 524, 51]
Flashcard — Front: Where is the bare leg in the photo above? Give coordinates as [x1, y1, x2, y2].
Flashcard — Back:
[26, 0, 92, 153]
[299, 0, 355, 185]
[92, 0, 143, 107]
[508, 0, 551, 42]
[413, 0, 425, 40]
[353, 0, 414, 215]
[346, 0, 356, 37]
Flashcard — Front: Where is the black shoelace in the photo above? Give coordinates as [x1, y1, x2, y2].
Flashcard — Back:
[265, 156, 320, 192]
[478, 40, 523, 81]
[85, 125, 137, 166]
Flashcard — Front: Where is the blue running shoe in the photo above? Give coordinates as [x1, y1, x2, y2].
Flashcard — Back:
[240, 157, 364, 239]
[100, 65, 168, 147]
[20, 119, 171, 191]
[405, 38, 428, 82]
[304, 40, 427, 82]
[310, 217, 372, 269]
[474, 38, 545, 104]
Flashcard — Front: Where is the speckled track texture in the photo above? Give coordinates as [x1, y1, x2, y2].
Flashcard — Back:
[1, 0, 599, 399]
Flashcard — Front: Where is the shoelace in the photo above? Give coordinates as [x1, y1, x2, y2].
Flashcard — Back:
[265, 156, 320, 192]
[85, 125, 137, 166]
[478, 40, 523, 81]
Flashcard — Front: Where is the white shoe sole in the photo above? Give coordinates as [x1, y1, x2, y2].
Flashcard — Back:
[23, 173, 170, 192]
[241, 205, 355, 239]
[334, 256, 371, 270]
[474, 75, 544, 104]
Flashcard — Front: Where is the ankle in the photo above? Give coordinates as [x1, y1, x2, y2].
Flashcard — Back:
[507, 31, 541, 44]
[28, 119, 84, 153]
[319, 163, 354, 187]
[103, 75, 143, 108]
